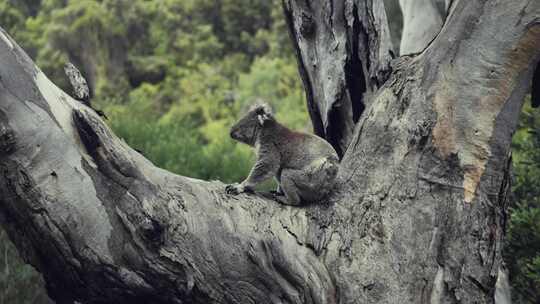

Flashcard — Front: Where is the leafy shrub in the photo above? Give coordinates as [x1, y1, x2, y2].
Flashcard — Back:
[506, 101, 540, 303]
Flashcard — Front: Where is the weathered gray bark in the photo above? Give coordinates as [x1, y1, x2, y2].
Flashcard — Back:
[0, 1, 539, 304]
[282, 0, 394, 156]
[398, 0, 444, 55]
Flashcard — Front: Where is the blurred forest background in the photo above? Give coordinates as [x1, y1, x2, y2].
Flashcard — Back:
[0, 0, 538, 303]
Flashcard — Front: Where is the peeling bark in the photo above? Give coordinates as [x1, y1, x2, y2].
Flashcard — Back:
[0, 0, 539, 303]
[64, 62, 90, 105]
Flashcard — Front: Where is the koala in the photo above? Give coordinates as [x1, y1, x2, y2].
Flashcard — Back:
[225, 103, 339, 205]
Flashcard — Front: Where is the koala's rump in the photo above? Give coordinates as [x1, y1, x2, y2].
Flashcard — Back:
[292, 156, 339, 201]
[279, 133, 338, 169]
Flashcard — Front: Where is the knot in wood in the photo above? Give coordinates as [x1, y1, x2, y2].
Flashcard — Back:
[139, 218, 164, 248]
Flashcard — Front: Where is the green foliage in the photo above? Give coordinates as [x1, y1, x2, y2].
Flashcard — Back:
[0, 1, 25, 36]
[506, 101, 540, 303]
[0, 229, 53, 304]
[236, 56, 309, 130]
[104, 54, 310, 184]
[105, 85, 254, 183]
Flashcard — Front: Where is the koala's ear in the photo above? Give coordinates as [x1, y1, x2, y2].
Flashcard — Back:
[254, 103, 272, 115]
[255, 102, 273, 126]
[257, 113, 270, 126]
[261, 103, 272, 115]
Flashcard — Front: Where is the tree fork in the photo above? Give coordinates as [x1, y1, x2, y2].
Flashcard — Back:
[0, 0, 539, 303]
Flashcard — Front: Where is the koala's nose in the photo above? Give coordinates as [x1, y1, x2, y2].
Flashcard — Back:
[230, 130, 236, 139]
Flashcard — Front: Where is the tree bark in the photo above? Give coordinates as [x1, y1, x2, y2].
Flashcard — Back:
[0, 0, 539, 304]
[282, 0, 394, 157]
[398, 0, 444, 55]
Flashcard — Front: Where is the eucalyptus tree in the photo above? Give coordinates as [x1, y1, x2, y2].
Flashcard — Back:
[0, 0, 538, 303]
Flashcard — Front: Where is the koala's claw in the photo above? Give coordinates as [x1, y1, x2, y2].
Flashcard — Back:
[225, 183, 242, 195]
[226, 183, 255, 195]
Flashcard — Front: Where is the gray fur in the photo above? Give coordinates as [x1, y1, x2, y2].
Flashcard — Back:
[226, 103, 339, 205]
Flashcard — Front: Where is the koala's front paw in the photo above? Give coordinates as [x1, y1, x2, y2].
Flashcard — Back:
[225, 183, 243, 195]
[270, 190, 284, 196]
[226, 183, 254, 195]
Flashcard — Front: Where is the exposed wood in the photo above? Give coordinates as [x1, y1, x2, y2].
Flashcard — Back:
[0, 0, 538, 303]
[495, 267, 511, 304]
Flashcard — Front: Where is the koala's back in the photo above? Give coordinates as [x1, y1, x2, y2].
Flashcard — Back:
[277, 130, 338, 169]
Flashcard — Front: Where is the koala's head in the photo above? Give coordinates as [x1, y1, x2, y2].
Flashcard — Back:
[230, 103, 273, 146]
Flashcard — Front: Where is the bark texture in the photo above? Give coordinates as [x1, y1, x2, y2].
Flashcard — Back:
[0, 0, 539, 303]
[283, 0, 394, 156]
[398, 0, 444, 55]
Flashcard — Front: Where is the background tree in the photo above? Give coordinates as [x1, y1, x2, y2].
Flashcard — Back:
[0, 0, 538, 303]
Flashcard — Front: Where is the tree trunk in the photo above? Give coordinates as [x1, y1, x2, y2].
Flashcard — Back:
[0, 0, 538, 303]
[282, 0, 394, 156]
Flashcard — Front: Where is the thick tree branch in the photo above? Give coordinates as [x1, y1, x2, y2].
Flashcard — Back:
[0, 0, 538, 302]
[0, 28, 337, 304]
